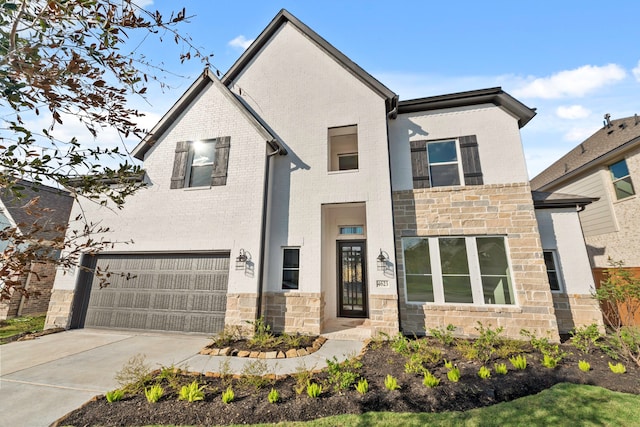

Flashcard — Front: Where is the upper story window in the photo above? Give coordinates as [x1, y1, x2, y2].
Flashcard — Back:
[410, 135, 483, 189]
[328, 125, 358, 172]
[170, 137, 231, 189]
[402, 236, 514, 305]
[609, 159, 635, 200]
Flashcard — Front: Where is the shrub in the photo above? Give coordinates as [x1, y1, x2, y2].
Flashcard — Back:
[444, 359, 454, 369]
[292, 361, 314, 395]
[542, 354, 559, 369]
[422, 371, 440, 388]
[521, 329, 567, 366]
[355, 378, 369, 395]
[609, 362, 627, 374]
[473, 322, 504, 363]
[384, 374, 400, 390]
[178, 380, 205, 402]
[267, 388, 280, 404]
[239, 359, 271, 389]
[105, 389, 124, 403]
[326, 355, 362, 391]
[494, 362, 508, 375]
[221, 386, 235, 404]
[306, 382, 323, 398]
[246, 316, 281, 349]
[114, 354, 153, 393]
[157, 364, 189, 393]
[428, 324, 456, 346]
[569, 323, 602, 354]
[578, 360, 591, 372]
[210, 325, 243, 348]
[144, 384, 164, 403]
[594, 260, 640, 367]
[389, 333, 411, 355]
[478, 366, 491, 379]
[447, 366, 461, 382]
[509, 354, 527, 370]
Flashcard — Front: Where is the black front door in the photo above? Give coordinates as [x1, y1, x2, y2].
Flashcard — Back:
[338, 241, 367, 318]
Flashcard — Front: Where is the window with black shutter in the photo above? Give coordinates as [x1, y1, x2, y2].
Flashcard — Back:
[409, 135, 483, 188]
[170, 137, 231, 188]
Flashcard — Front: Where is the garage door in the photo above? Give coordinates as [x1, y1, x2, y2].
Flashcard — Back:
[83, 253, 229, 333]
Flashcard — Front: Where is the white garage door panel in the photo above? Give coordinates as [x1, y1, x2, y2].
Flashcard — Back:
[84, 253, 229, 334]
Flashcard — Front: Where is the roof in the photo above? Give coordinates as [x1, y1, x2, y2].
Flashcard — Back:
[132, 69, 284, 161]
[0, 180, 74, 241]
[531, 115, 640, 191]
[221, 9, 398, 112]
[397, 87, 537, 128]
[531, 191, 598, 209]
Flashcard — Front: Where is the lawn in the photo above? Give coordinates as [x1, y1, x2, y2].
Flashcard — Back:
[140, 383, 640, 427]
[0, 315, 46, 344]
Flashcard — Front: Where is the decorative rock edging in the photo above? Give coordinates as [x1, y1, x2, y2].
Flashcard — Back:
[199, 336, 327, 359]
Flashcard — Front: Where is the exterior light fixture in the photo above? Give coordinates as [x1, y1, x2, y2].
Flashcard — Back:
[377, 249, 388, 271]
[235, 249, 249, 270]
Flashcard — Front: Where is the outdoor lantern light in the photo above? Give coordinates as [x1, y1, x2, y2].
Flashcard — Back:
[377, 249, 388, 271]
[235, 249, 249, 270]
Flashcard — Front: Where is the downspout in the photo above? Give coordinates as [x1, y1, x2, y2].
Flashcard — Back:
[256, 141, 281, 320]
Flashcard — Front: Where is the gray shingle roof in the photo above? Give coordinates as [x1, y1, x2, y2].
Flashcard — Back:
[531, 115, 640, 190]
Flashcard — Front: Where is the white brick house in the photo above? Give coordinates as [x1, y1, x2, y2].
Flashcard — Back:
[45, 10, 603, 339]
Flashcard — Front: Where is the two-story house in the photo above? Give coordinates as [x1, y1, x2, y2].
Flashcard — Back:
[45, 9, 603, 340]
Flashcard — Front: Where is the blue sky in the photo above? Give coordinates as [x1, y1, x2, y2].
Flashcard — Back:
[108, 1, 640, 177]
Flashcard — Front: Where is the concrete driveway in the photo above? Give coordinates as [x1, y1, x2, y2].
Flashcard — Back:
[0, 329, 210, 427]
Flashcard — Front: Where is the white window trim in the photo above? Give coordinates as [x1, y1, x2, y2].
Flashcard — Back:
[402, 236, 516, 306]
[426, 139, 465, 187]
[609, 158, 636, 201]
[185, 140, 215, 188]
[543, 250, 564, 293]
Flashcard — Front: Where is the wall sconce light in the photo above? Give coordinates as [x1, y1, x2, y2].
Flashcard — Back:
[377, 249, 389, 271]
[235, 249, 249, 270]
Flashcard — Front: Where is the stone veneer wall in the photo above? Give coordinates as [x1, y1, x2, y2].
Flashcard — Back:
[1, 261, 58, 320]
[393, 182, 560, 341]
[263, 292, 322, 335]
[44, 288, 74, 329]
[225, 293, 258, 335]
[552, 293, 605, 333]
[368, 294, 400, 335]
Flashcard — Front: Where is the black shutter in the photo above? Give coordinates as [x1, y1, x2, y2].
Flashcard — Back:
[170, 141, 189, 189]
[211, 136, 231, 186]
[410, 140, 430, 189]
[459, 135, 483, 185]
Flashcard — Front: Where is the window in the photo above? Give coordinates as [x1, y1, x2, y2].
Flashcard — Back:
[339, 225, 364, 235]
[410, 135, 483, 189]
[543, 251, 562, 292]
[609, 159, 635, 200]
[402, 236, 514, 305]
[328, 125, 358, 171]
[282, 248, 300, 290]
[170, 137, 231, 189]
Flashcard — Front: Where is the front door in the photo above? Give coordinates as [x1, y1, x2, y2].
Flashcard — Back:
[337, 241, 367, 317]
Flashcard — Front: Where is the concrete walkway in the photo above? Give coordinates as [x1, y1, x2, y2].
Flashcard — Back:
[0, 328, 364, 427]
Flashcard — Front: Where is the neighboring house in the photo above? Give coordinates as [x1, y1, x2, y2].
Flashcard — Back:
[532, 114, 640, 319]
[45, 9, 603, 340]
[0, 181, 73, 319]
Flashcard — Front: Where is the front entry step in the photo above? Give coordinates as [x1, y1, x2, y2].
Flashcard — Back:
[321, 318, 372, 340]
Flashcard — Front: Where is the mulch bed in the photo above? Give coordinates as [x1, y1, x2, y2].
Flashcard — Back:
[56, 338, 640, 427]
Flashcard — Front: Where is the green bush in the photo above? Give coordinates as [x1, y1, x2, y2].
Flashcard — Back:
[355, 378, 369, 395]
[494, 362, 508, 375]
[578, 360, 591, 372]
[422, 371, 440, 388]
[221, 386, 235, 404]
[389, 333, 411, 355]
[521, 329, 567, 367]
[569, 323, 602, 354]
[509, 354, 527, 370]
[447, 366, 461, 382]
[326, 356, 362, 391]
[267, 388, 280, 404]
[105, 389, 124, 403]
[478, 366, 491, 379]
[306, 382, 323, 398]
[144, 384, 164, 403]
[384, 374, 400, 390]
[114, 354, 153, 394]
[609, 362, 627, 374]
[428, 324, 456, 346]
[178, 380, 205, 402]
[542, 354, 560, 369]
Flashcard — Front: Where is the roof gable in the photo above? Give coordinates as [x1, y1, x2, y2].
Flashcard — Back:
[531, 115, 640, 190]
[221, 9, 397, 111]
[132, 69, 282, 161]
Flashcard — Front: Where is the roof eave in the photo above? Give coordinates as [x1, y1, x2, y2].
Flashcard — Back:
[222, 9, 397, 107]
[398, 87, 536, 129]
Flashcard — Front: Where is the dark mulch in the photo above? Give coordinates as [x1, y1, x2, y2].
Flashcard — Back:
[56, 338, 640, 427]
[204, 334, 319, 354]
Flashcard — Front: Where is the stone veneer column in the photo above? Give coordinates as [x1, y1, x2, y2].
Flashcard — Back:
[552, 293, 604, 333]
[393, 182, 560, 341]
[225, 293, 258, 335]
[44, 288, 75, 329]
[368, 294, 400, 335]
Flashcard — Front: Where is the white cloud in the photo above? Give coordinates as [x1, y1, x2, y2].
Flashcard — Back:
[228, 35, 254, 50]
[633, 60, 640, 82]
[556, 105, 591, 119]
[135, 0, 154, 7]
[512, 64, 626, 99]
[563, 126, 598, 142]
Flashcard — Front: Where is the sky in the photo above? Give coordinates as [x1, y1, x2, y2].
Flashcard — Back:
[55, 0, 640, 178]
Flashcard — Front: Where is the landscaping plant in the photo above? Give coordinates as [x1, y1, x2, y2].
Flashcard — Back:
[569, 323, 602, 354]
[384, 374, 400, 390]
[494, 362, 508, 375]
[221, 386, 235, 404]
[444, 359, 454, 369]
[509, 354, 527, 370]
[239, 359, 271, 389]
[478, 366, 491, 379]
[267, 388, 280, 404]
[472, 322, 505, 363]
[144, 384, 164, 403]
[306, 382, 323, 398]
[355, 378, 369, 395]
[178, 380, 205, 402]
[114, 354, 153, 394]
[105, 389, 124, 403]
[578, 360, 591, 372]
[423, 371, 440, 388]
[326, 355, 362, 391]
[609, 362, 627, 374]
[428, 324, 456, 346]
[447, 366, 461, 382]
[521, 329, 567, 367]
[542, 354, 560, 369]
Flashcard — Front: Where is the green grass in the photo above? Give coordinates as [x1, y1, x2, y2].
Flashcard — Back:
[139, 383, 640, 427]
[0, 315, 46, 343]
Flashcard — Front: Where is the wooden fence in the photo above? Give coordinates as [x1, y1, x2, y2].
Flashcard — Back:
[592, 267, 640, 326]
